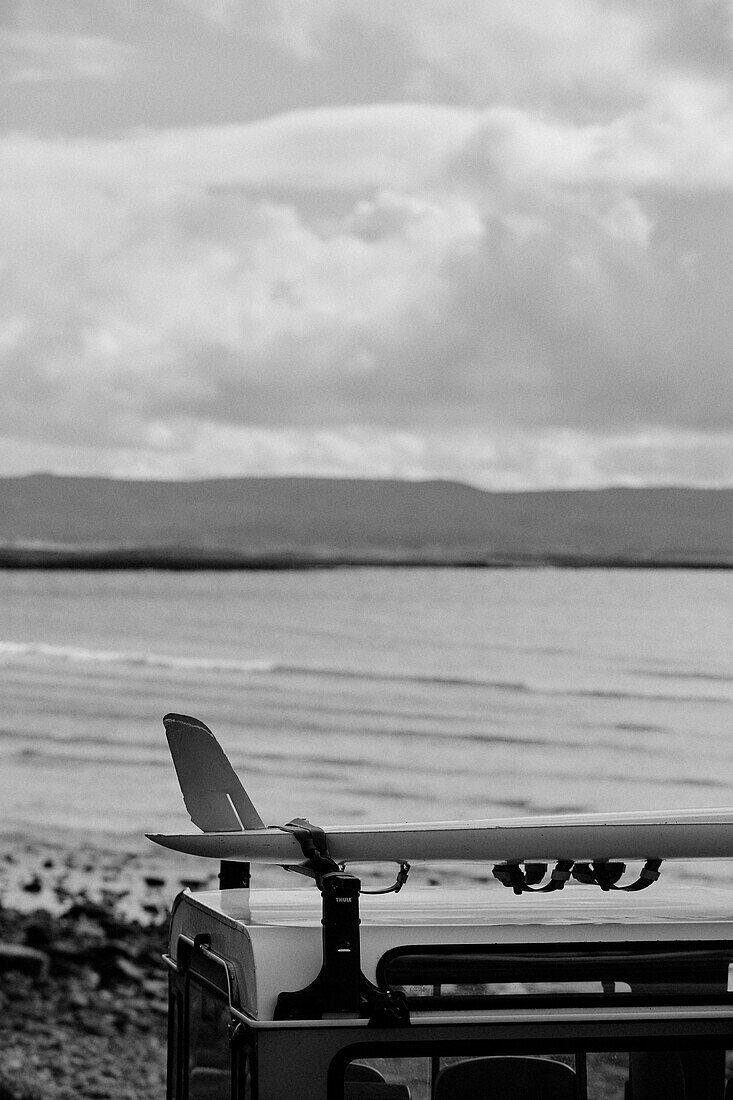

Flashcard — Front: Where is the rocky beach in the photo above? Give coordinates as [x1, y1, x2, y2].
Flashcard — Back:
[0, 843, 220, 1100]
[0, 844, 437, 1100]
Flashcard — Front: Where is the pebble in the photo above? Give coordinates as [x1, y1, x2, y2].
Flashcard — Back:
[0, 942, 49, 977]
[142, 977, 165, 997]
[0, 851, 181, 1099]
[110, 956, 146, 984]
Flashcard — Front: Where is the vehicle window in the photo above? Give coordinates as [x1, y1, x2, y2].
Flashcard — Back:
[187, 979, 231, 1100]
[342, 1048, 731, 1100]
[344, 1057, 429, 1099]
[378, 944, 733, 1010]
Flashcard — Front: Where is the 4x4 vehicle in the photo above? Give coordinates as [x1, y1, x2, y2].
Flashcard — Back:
[165, 876, 733, 1099]
[151, 713, 733, 1099]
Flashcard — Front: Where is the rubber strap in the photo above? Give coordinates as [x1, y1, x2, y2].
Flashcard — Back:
[277, 818, 340, 886]
[572, 859, 662, 891]
[617, 858, 663, 891]
[492, 860, 574, 894]
[356, 862, 411, 895]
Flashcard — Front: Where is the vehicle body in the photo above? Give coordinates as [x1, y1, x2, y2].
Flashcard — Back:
[165, 880, 733, 1099]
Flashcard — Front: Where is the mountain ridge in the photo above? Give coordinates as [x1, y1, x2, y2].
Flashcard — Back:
[0, 475, 730, 567]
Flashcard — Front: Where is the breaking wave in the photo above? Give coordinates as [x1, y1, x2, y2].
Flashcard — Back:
[0, 641, 276, 674]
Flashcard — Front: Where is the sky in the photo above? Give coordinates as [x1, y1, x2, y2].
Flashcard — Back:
[1, 1, 732, 488]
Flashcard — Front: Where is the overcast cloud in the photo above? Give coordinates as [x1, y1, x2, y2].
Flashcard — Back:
[1, 0, 731, 486]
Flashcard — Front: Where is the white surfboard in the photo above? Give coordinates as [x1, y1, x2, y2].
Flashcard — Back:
[147, 715, 733, 866]
[147, 810, 733, 865]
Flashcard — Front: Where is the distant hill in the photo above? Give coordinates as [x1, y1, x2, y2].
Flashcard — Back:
[0, 475, 730, 567]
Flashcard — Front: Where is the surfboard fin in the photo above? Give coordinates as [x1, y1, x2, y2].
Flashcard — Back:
[163, 713, 265, 833]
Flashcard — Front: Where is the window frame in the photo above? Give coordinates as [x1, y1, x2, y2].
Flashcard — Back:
[326, 1016, 733, 1100]
[168, 935, 242, 1100]
[184, 973, 236, 1100]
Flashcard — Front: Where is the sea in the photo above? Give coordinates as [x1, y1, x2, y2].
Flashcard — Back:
[0, 567, 731, 889]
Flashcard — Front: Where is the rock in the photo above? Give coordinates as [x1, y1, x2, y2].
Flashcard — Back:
[0, 898, 168, 1100]
[48, 941, 94, 971]
[110, 956, 146, 984]
[142, 977, 165, 997]
[0, 943, 49, 977]
[104, 938, 137, 961]
[83, 944, 146, 984]
[24, 918, 54, 949]
[86, 1018, 116, 1038]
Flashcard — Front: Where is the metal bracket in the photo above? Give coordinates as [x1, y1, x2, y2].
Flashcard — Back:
[271, 818, 410, 1023]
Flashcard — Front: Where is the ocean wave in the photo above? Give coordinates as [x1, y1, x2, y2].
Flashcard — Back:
[13, 747, 170, 768]
[0, 724, 580, 762]
[1, 640, 730, 705]
[0, 641, 276, 674]
[0, 727, 164, 753]
[289, 669, 732, 704]
[568, 686, 731, 704]
[0, 640, 532, 690]
[633, 669, 732, 684]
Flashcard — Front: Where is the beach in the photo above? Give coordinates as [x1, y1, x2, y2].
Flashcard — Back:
[0, 567, 731, 1096]
[0, 886, 167, 1100]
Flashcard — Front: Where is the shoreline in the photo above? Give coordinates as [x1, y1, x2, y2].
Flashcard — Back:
[0, 837, 215, 923]
[0, 548, 731, 570]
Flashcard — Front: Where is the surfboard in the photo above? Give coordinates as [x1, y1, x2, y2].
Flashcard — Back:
[147, 809, 733, 864]
[147, 714, 733, 867]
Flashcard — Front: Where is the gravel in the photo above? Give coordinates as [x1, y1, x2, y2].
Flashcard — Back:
[0, 899, 169, 1100]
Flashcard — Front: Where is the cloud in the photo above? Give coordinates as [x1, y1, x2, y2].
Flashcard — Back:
[172, 0, 327, 61]
[0, 29, 133, 84]
[1, 422, 731, 490]
[0, 104, 478, 194]
[2, 100, 730, 443]
[1, 2, 731, 485]
[357, 0, 658, 112]
[174, 1, 731, 120]
[448, 84, 733, 192]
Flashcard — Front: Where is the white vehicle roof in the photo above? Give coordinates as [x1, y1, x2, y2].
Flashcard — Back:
[169, 883, 733, 1022]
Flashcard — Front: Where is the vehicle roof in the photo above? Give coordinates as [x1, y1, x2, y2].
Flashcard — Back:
[169, 883, 733, 1021]
[189, 882, 733, 929]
